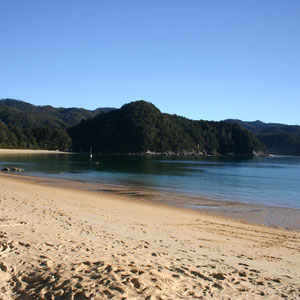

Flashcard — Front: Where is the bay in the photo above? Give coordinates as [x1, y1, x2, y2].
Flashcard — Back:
[0, 154, 299, 210]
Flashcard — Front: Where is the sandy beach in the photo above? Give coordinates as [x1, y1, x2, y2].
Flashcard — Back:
[0, 173, 299, 299]
[0, 149, 71, 155]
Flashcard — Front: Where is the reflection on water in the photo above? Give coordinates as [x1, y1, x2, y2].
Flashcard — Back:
[0, 154, 300, 209]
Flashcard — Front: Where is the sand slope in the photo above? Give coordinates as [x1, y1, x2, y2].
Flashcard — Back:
[0, 173, 299, 299]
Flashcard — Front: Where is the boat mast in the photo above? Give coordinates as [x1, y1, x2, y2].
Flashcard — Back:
[89, 146, 93, 159]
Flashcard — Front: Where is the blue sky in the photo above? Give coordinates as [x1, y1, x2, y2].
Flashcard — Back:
[0, 0, 299, 124]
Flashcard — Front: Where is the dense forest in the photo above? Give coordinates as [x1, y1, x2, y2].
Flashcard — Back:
[4, 98, 298, 156]
[0, 99, 114, 150]
[69, 101, 265, 156]
[225, 119, 300, 155]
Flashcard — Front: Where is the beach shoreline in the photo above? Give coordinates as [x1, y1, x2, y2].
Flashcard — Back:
[0, 149, 72, 155]
[0, 172, 299, 299]
[2, 171, 300, 231]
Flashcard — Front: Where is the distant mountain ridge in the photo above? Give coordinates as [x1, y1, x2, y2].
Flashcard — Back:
[0, 99, 115, 127]
[225, 119, 300, 155]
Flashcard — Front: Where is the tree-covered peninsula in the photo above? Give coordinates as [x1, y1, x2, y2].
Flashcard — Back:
[69, 101, 265, 156]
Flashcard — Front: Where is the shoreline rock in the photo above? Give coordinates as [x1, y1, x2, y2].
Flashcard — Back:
[1, 167, 24, 172]
[82, 151, 268, 158]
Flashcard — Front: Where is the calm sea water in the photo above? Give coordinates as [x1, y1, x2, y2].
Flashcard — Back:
[1, 154, 300, 209]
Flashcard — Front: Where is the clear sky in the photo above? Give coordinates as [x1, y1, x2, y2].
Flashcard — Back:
[0, 0, 299, 124]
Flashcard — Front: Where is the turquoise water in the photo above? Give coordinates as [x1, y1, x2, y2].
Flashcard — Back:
[1, 154, 300, 209]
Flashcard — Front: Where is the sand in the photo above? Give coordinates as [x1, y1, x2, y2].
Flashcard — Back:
[0, 173, 299, 299]
[0, 149, 71, 155]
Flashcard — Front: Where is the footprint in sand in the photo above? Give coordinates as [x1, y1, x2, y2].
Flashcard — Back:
[0, 241, 14, 254]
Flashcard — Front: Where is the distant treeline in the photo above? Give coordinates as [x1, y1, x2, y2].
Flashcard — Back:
[0, 99, 114, 150]
[0, 120, 70, 150]
[69, 101, 265, 156]
[225, 119, 300, 155]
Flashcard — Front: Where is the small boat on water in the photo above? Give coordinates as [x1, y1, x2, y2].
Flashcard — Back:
[89, 147, 100, 165]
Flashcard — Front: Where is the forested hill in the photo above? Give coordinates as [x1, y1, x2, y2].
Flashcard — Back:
[225, 119, 300, 155]
[69, 101, 265, 156]
[0, 99, 114, 150]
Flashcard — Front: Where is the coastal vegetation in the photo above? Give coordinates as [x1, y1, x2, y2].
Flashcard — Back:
[225, 119, 300, 155]
[2, 98, 299, 156]
[0, 120, 70, 150]
[0, 99, 114, 150]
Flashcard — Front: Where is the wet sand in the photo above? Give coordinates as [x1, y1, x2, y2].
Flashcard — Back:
[4, 172, 300, 231]
[0, 172, 299, 299]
